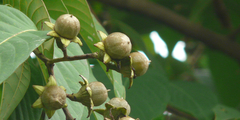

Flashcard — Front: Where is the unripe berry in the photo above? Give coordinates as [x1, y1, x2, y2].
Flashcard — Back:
[54, 14, 80, 39]
[89, 82, 108, 106]
[103, 32, 132, 59]
[41, 85, 67, 110]
[108, 97, 131, 115]
[130, 52, 150, 76]
[119, 116, 136, 120]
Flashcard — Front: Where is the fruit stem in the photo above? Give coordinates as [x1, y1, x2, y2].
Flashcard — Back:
[62, 107, 75, 120]
[48, 52, 98, 64]
[33, 48, 54, 76]
[33, 48, 50, 63]
[34, 48, 98, 64]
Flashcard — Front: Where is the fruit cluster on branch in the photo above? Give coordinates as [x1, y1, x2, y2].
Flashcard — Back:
[32, 14, 149, 120]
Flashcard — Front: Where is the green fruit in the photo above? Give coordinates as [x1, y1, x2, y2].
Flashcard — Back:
[108, 97, 131, 115]
[103, 32, 132, 59]
[54, 14, 80, 39]
[89, 82, 108, 106]
[119, 116, 137, 120]
[41, 85, 66, 110]
[130, 52, 150, 76]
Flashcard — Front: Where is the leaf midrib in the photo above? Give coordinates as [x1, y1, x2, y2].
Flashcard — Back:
[0, 29, 36, 45]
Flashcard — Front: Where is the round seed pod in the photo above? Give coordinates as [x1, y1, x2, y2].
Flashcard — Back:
[130, 52, 150, 76]
[108, 97, 131, 115]
[89, 82, 108, 106]
[41, 86, 66, 110]
[54, 14, 80, 39]
[119, 116, 136, 120]
[103, 32, 132, 59]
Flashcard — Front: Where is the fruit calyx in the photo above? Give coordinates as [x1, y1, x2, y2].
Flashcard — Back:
[94, 97, 131, 120]
[67, 75, 109, 118]
[32, 75, 67, 118]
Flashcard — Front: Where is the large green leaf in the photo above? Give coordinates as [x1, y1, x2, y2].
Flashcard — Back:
[8, 58, 46, 120]
[3, 0, 54, 83]
[167, 81, 219, 120]
[213, 104, 240, 120]
[0, 61, 31, 120]
[0, 5, 51, 83]
[3, 0, 50, 30]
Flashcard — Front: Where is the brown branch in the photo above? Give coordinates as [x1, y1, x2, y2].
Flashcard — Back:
[228, 25, 240, 40]
[33, 49, 54, 75]
[97, 0, 240, 61]
[34, 48, 98, 64]
[33, 48, 50, 63]
[62, 107, 76, 120]
[213, 0, 232, 29]
[48, 52, 98, 64]
[167, 105, 197, 120]
[34, 49, 99, 76]
[189, 43, 205, 69]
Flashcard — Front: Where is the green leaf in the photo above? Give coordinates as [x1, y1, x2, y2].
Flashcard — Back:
[8, 58, 46, 120]
[0, 61, 31, 120]
[207, 49, 240, 107]
[91, 14, 107, 35]
[126, 75, 169, 119]
[111, 70, 125, 98]
[189, 0, 212, 22]
[3, 0, 51, 30]
[213, 104, 240, 120]
[0, 5, 51, 83]
[167, 81, 219, 120]
[3, 0, 54, 83]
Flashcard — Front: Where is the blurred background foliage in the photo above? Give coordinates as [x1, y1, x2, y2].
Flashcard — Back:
[88, 0, 240, 119]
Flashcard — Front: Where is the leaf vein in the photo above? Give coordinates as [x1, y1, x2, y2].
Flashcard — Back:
[0, 29, 36, 45]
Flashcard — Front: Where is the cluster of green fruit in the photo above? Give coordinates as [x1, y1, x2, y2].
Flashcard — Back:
[32, 14, 150, 120]
[94, 31, 151, 89]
